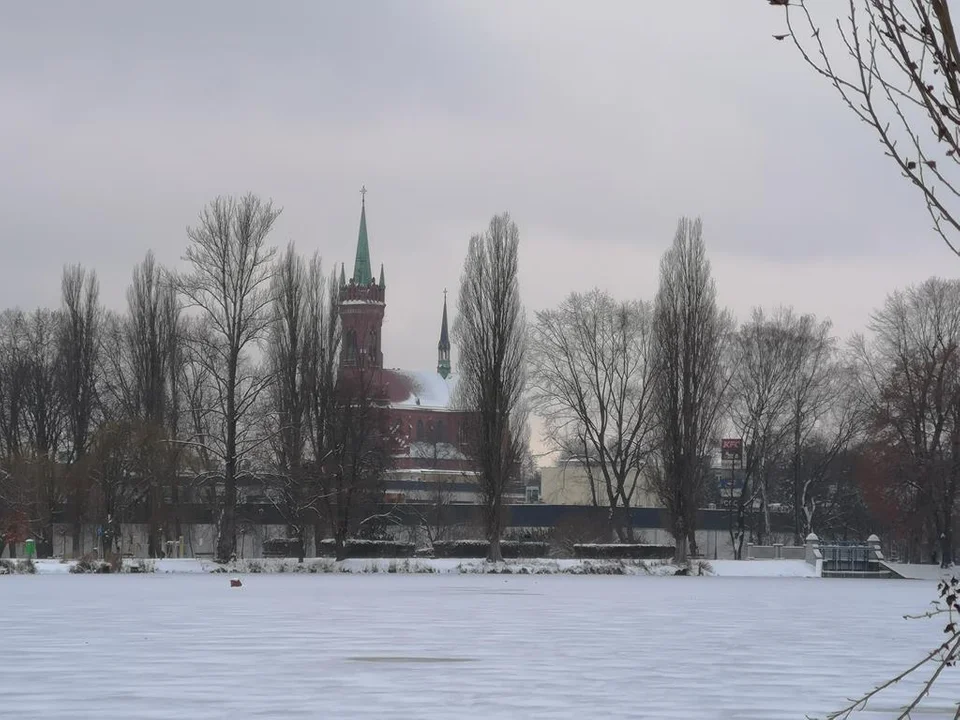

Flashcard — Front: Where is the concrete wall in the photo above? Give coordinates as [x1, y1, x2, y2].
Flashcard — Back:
[540, 464, 660, 507]
[34, 523, 306, 560]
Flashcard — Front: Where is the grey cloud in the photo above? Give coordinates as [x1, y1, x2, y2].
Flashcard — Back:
[0, 0, 952, 374]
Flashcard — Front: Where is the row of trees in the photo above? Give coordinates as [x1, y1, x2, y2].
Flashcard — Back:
[0, 195, 396, 562]
[0, 196, 953, 566]
[529, 220, 959, 567]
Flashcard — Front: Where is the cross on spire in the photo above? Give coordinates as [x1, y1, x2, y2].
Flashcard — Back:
[443, 288, 448, 302]
[360, 185, 367, 206]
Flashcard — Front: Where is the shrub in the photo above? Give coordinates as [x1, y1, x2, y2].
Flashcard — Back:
[433, 540, 551, 559]
[572, 543, 675, 560]
[127, 559, 155, 574]
[317, 539, 415, 559]
[70, 556, 112, 574]
[262, 538, 302, 558]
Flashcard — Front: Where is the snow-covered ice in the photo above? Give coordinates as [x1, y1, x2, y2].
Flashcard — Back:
[28, 556, 821, 577]
[1, 574, 957, 719]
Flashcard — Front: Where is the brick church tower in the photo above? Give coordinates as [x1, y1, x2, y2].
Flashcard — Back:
[339, 188, 385, 370]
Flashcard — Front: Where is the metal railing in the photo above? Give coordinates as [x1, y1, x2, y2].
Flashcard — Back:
[820, 542, 878, 572]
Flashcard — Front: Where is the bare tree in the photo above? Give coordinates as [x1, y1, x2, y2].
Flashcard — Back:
[791, 362, 865, 542]
[177, 194, 280, 562]
[453, 212, 527, 563]
[851, 277, 960, 567]
[775, 1, 960, 257]
[59, 265, 102, 556]
[264, 244, 325, 560]
[121, 252, 183, 557]
[651, 217, 732, 564]
[0, 310, 28, 459]
[530, 289, 657, 542]
[783, 314, 841, 542]
[20, 310, 65, 556]
[727, 308, 801, 558]
[313, 367, 397, 561]
[303, 259, 341, 554]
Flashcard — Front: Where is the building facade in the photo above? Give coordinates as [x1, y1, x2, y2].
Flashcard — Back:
[338, 195, 480, 503]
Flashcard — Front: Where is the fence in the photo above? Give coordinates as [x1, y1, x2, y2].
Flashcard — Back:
[746, 543, 805, 560]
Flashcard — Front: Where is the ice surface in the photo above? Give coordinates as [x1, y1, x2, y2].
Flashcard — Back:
[1, 575, 957, 719]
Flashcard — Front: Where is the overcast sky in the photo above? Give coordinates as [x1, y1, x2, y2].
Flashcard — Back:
[1, 1, 952, 378]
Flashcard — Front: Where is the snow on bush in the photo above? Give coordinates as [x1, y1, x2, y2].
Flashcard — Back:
[0, 558, 36, 575]
[69, 557, 112, 574]
[432, 540, 551, 559]
[573, 543, 675, 560]
[317, 539, 416, 558]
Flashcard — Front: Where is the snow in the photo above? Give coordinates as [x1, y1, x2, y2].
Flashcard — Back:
[709, 559, 819, 578]
[1, 574, 957, 718]
[390, 369, 458, 410]
[882, 561, 956, 581]
[28, 557, 819, 577]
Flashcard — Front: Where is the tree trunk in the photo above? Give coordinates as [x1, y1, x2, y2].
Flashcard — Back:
[673, 511, 688, 564]
[488, 533, 503, 563]
[147, 486, 161, 559]
[487, 502, 504, 562]
[939, 530, 953, 568]
[334, 527, 347, 561]
[217, 358, 239, 563]
[687, 526, 699, 559]
[792, 413, 802, 546]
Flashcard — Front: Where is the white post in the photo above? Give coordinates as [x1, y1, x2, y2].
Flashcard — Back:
[805, 533, 820, 566]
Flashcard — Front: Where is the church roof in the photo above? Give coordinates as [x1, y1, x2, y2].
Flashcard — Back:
[353, 198, 372, 285]
[383, 369, 460, 410]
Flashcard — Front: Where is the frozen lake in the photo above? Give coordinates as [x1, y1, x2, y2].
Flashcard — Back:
[1, 574, 957, 719]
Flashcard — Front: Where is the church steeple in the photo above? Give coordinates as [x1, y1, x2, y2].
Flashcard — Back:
[437, 289, 451, 379]
[338, 186, 385, 371]
[353, 186, 372, 285]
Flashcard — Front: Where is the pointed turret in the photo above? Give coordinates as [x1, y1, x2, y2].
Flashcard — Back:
[379, 263, 385, 288]
[338, 187, 385, 371]
[437, 289, 451, 379]
[353, 191, 372, 285]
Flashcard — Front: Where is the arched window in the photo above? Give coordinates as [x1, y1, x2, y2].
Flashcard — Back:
[436, 420, 445, 443]
[368, 330, 378, 364]
[416, 419, 425, 442]
[344, 329, 357, 365]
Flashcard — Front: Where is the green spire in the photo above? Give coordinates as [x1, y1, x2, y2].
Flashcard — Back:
[353, 189, 372, 285]
[378, 263, 385, 287]
[437, 289, 451, 379]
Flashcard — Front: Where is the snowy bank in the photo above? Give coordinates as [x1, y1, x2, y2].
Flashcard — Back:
[18, 557, 825, 577]
[882, 562, 956, 581]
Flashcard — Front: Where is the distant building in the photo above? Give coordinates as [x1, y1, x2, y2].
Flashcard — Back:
[337, 193, 500, 503]
[540, 460, 660, 508]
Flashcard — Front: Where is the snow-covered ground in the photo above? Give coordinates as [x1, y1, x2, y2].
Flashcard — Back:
[1, 574, 957, 719]
[26, 556, 821, 577]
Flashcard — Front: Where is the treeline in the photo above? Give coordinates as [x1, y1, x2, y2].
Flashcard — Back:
[529, 219, 960, 567]
[1, 198, 956, 566]
[0, 195, 395, 562]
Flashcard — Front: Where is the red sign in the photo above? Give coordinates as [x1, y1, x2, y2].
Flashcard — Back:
[721, 438, 743, 461]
